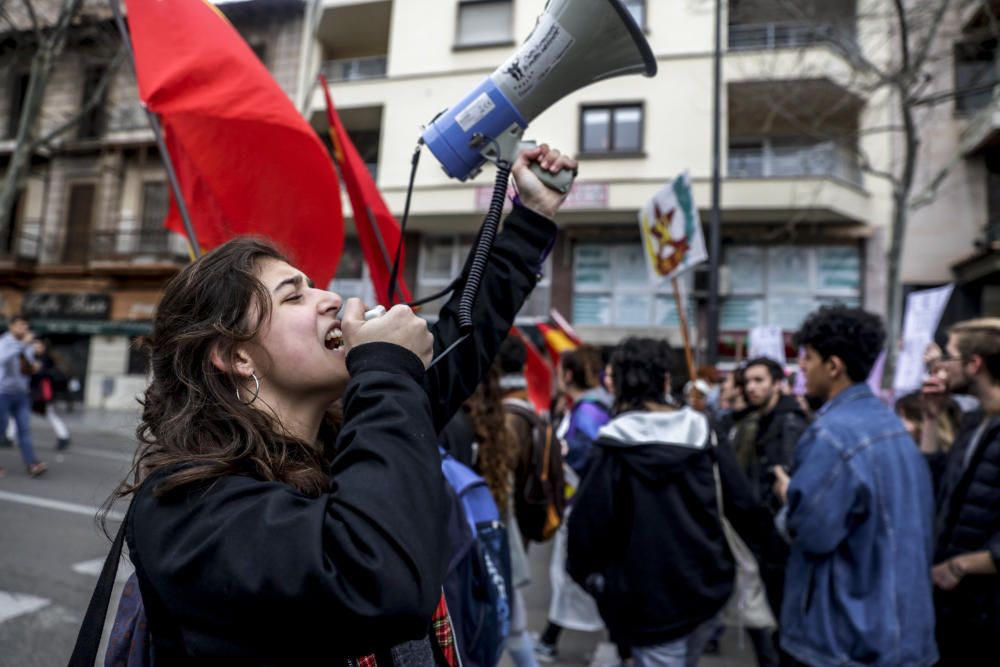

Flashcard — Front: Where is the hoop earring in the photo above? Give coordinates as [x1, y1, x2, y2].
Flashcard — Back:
[236, 373, 261, 405]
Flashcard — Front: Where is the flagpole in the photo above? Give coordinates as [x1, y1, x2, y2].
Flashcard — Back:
[108, 0, 201, 258]
[673, 277, 697, 383]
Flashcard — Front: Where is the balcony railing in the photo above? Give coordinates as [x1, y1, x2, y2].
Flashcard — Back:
[90, 225, 188, 263]
[728, 141, 863, 186]
[728, 21, 843, 51]
[107, 102, 149, 132]
[321, 55, 387, 82]
[0, 219, 42, 264]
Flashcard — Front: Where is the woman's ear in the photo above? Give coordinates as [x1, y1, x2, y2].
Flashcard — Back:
[210, 343, 255, 379]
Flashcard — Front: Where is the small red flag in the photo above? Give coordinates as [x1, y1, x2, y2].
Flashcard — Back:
[513, 327, 553, 414]
[536, 322, 579, 368]
[126, 0, 344, 286]
[320, 76, 412, 306]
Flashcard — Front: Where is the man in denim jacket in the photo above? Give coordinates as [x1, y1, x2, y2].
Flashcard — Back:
[772, 306, 937, 667]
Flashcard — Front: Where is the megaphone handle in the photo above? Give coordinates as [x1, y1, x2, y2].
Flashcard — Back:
[528, 162, 576, 194]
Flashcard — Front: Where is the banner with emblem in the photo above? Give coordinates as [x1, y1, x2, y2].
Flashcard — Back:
[638, 171, 707, 282]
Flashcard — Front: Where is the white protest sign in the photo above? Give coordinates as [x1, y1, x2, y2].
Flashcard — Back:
[749, 325, 787, 366]
[638, 171, 708, 282]
[892, 284, 954, 394]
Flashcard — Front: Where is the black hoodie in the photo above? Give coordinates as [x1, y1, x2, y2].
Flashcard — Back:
[566, 407, 757, 647]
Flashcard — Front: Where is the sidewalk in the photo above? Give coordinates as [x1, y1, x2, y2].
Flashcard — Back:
[27, 403, 142, 441]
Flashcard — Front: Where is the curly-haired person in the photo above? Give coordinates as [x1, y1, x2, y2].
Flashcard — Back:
[771, 306, 937, 667]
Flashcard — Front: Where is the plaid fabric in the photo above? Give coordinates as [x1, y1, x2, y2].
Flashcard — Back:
[432, 593, 459, 667]
[348, 592, 455, 667]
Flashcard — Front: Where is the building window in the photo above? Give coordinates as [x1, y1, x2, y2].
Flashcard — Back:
[623, 0, 645, 28]
[580, 104, 643, 155]
[328, 236, 378, 306]
[954, 39, 998, 116]
[249, 41, 268, 67]
[7, 71, 30, 139]
[78, 65, 109, 139]
[722, 245, 860, 331]
[127, 336, 150, 376]
[455, 0, 513, 48]
[418, 234, 551, 321]
[572, 243, 692, 327]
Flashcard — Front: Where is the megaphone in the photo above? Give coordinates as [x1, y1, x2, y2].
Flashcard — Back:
[422, 0, 656, 191]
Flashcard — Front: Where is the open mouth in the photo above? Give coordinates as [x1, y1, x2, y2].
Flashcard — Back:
[324, 327, 344, 351]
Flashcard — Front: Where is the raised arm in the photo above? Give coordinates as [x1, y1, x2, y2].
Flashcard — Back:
[424, 146, 576, 430]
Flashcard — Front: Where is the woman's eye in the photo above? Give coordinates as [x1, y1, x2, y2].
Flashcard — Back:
[284, 294, 303, 303]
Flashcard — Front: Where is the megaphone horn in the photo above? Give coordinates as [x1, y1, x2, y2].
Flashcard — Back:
[422, 0, 656, 188]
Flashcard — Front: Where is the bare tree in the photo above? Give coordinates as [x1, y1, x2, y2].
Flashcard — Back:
[725, 0, 997, 379]
[0, 0, 124, 246]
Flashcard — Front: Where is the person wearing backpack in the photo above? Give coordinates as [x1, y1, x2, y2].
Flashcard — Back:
[534, 345, 615, 663]
[442, 360, 539, 667]
[567, 338, 760, 667]
[75, 146, 577, 666]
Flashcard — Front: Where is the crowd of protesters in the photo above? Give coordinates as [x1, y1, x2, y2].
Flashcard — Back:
[3, 142, 994, 667]
[428, 301, 999, 667]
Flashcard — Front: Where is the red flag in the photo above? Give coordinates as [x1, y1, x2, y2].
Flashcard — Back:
[126, 0, 343, 286]
[513, 327, 552, 414]
[536, 322, 579, 368]
[320, 76, 412, 305]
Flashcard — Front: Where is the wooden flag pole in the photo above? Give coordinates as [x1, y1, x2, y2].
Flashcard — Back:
[672, 277, 697, 382]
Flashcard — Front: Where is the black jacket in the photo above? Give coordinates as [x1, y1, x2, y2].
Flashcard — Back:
[566, 408, 758, 647]
[126, 206, 557, 665]
[929, 410, 1000, 632]
[745, 395, 807, 509]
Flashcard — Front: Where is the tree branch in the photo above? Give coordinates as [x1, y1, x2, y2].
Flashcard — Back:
[892, 0, 913, 74]
[30, 45, 127, 151]
[909, 0, 956, 80]
[19, 0, 42, 43]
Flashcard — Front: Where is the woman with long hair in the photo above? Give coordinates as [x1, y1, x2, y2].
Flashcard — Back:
[102, 146, 576, 665]
[464, 361, 537, 667]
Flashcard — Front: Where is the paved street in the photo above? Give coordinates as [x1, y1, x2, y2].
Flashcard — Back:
[0, 408, 754, 666]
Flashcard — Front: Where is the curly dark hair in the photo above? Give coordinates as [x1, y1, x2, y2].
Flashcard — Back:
[794, 305, 885, 382]
[102, 237, 337, 533]
[466, 362, 517, 510]
[609, 337, 674, 414]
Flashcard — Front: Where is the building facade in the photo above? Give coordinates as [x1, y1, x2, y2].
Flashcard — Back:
[2, 0, 996, 407]
[0, 0, 306, 408]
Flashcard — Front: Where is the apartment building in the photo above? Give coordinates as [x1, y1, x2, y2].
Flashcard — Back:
[0, 0, 306, 407]
[3, 0, 995, 406]
[305, 0, 887, 359]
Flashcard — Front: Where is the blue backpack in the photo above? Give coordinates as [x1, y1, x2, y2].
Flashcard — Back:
[440, 450, 512, 667]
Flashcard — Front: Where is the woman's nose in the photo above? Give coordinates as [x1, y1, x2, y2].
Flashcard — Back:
[318, 290, 342, 315]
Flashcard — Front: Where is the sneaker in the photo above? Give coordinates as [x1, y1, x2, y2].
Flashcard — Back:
[0, 437, 11, 448]
[56, 438, 70, 451]
[534, 642, 558, 663]
[27, 461, 47, 478]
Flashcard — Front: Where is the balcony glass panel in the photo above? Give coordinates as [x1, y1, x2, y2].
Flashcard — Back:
[728, 139, 862, 185]
[321, 55, 388, 82]
[728, 21, 833, 51]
